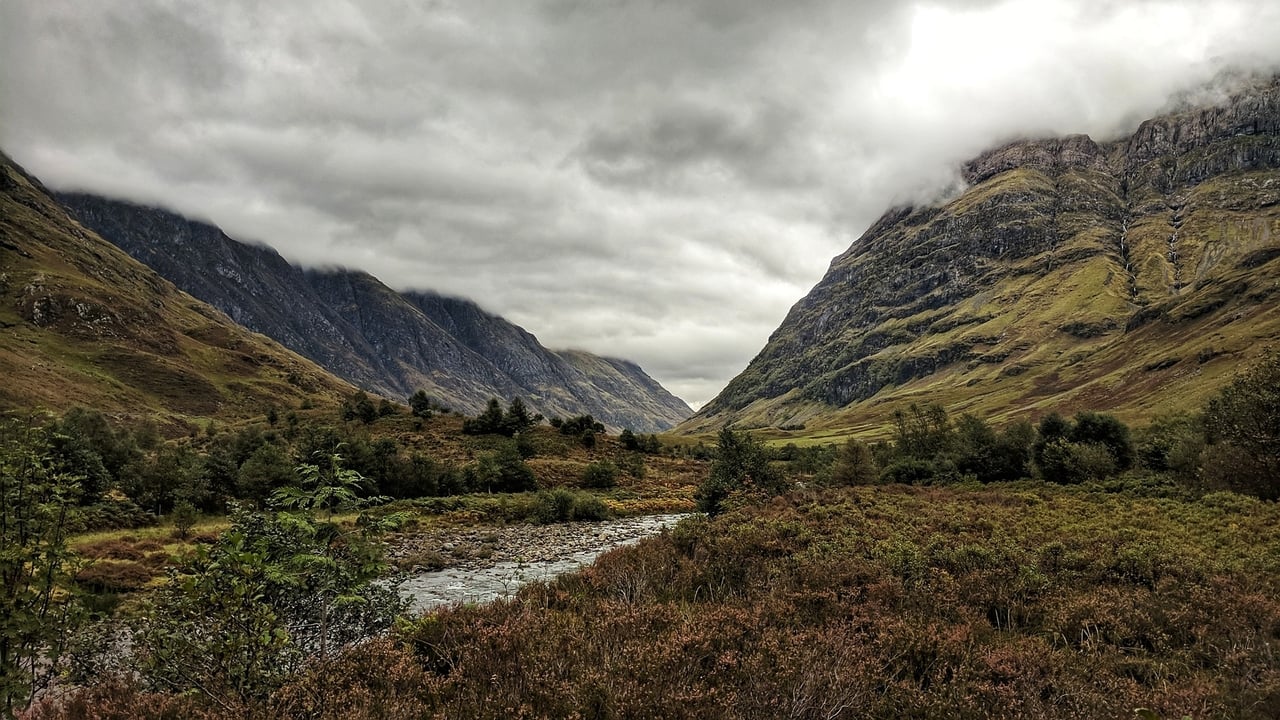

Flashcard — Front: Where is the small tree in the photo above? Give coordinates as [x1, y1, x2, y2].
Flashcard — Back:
[558, 415, 604, 436]
[408, 390, 434, 419]
[892, 403, 953, 459]
[341, 392, 378, 425]
[377, 399, 398, 418]
[502, 398, 537, 435]
[695, 428, 786, 515]
[619, 429, 640, 451]
[462, 398, 506, 435]
[1032, 412, 1131, 484]
[236, 442, 295, 507]
[469, 443, 537, 493]
[1070, 411, 1133, 471]
[829, 438, 878, 485]
[1204, 349, 1280, 497]
[171, 500, 198, 540]
[0, 422, 83, 715]
[133, 455, 401, 709]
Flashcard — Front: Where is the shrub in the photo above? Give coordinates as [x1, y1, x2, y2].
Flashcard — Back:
[534, 489, 577, 524]
[619, 429, 640, 451]
[75, 561, 154, 594]
[468, 443, 537, 493]
[580, 461, 618, 489]
[74, 498, 155, 533]
[1203, 349, 1280, 498]
[878, 457, 964, 485]
[618, 453, 646, 479]
[1038, 440, 1116, 484]
[570, 493, 610, 521]
[532, 489, 612, 524]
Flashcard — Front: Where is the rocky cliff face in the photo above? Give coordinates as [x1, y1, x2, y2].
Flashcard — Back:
[684, 77, 1280, 434]
[0, 152, 355, 426]
[56, 194, 692, 431]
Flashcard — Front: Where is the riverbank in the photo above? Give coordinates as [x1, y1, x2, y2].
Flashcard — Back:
[392, 513, 690, 610]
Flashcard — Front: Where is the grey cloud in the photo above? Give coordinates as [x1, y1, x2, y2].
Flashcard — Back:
[577, 99, 814, 191]
[5, 0, 1280, 408]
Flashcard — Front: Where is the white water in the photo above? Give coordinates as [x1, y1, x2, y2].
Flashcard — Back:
[399, 513, 688, 612]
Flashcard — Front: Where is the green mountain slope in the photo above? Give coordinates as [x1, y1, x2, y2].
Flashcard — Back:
[0, 151, 355, 429]
[682, 78, 1280, 438]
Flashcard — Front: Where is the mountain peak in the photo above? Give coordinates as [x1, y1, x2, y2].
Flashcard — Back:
[681, 77, 1280, 435]
[55, 193, 692, 431]
[962, 134, 1106, 186]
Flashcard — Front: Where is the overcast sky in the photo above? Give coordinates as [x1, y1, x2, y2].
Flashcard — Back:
[3, 1, 1280, 408]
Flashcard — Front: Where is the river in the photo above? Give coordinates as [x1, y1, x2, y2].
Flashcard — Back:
[396, 513, 689, 611]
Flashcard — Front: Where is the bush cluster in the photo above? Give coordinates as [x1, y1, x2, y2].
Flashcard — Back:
[460, 398, 539, 437]
[35, 484, 1280, 719]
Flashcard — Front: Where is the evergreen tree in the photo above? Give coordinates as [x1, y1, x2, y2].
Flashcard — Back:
[830, 438, 878, 485]
[462, 398, 506, 435]
[619, 429, 640, 451]
[408, 390, 434, 419]
[503, 397, 536, 435]
[695, 428, 786, 515]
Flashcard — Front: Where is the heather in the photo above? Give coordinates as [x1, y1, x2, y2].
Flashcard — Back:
[26, 483, 1280, 719]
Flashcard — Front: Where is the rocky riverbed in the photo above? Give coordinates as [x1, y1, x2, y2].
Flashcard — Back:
[392, 514, 689, 611]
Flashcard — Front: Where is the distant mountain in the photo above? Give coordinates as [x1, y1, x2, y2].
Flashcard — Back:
[57, 194, 692, 432]
[683, 77, 1280, 435]
[0, 151, 355, 428]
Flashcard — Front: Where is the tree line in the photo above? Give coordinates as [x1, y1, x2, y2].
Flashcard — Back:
[698, 348, 1280, 512]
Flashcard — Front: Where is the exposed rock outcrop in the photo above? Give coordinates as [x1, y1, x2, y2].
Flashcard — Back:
[56, 194, 692, 431]
[683, 76, 1280, 433]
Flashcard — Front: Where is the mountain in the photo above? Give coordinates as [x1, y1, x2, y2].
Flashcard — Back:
[0, 151, 355, 429]
[55, 194, 692, 432]
[683, 77, 1280, 436]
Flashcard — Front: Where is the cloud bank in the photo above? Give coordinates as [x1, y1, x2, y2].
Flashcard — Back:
[3, 0, 1280, 407]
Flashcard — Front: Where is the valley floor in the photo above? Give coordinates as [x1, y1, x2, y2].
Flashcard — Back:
[34, 482, 1280, 720]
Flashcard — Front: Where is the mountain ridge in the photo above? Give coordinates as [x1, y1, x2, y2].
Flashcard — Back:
[0, 150, 357, 429]
[682, 76, 1280, 437]
[55, 193, 692, 432]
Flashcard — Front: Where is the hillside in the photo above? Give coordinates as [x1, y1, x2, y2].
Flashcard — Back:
[0, 151, 355, 430]
[56, 193, 692, 432]
[683, 77, 1280, 438]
